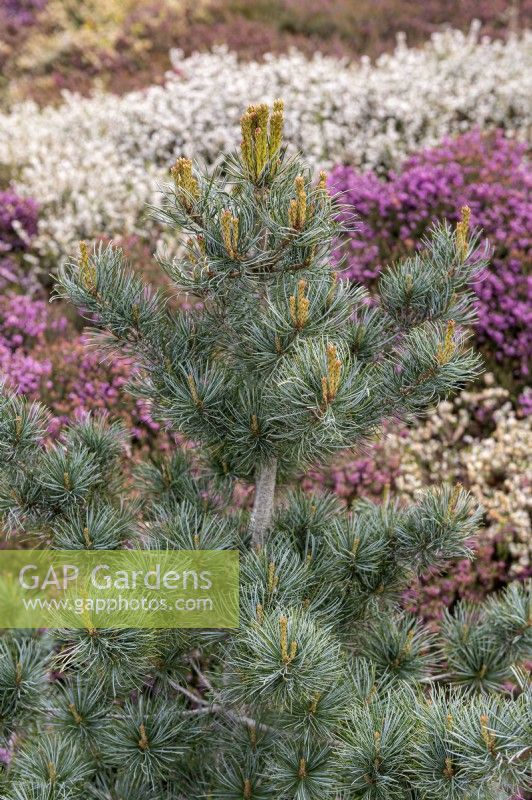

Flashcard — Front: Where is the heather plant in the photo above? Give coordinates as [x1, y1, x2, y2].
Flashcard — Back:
[0, 0, 47, 29]
[0, 189, 40, 296]
[401, 385, 532, 580]
[0, 102, 530, 799]
[40, 333, 168, 448]
[519, 388, 532, 417]
[0, 344, 50, 397]
[0, 299, 166, 448]
[403, 538, 510, 628]
[0, 0, 47, 77]
[0, 294, 54, 396]
[0, 290, 147, 447]
[0, 294, 48, 349]
[0, 0, 199, 106]
[330, 129, 532, 390]
[0, 190, 38, 253]
[0, 208, 163, 442]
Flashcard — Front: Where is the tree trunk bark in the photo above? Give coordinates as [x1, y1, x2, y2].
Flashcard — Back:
[249, 458, 277, 549]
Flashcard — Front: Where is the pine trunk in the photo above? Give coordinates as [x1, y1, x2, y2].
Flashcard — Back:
[249, 458, 277, 549]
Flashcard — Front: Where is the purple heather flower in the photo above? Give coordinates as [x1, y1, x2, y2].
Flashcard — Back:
[330, 129, 531, 386]
[518, 388, 532, 417]
[0, 190, 39, 252]
[1, 0, 46, 28]
[0, 293, 54, 394]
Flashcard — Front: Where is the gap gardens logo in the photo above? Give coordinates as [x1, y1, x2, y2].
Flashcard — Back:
[0, 550, 239, 629]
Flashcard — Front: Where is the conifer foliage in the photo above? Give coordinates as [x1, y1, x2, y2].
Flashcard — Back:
[0, 102, 530, 799]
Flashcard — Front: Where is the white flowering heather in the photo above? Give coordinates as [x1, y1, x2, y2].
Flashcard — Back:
[0, 26, 530, 261]
[465, 404, 531, 574]
[385, 382, 532, 576]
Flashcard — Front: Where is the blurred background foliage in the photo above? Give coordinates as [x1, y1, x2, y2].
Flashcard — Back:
[0, 0, 530, 106]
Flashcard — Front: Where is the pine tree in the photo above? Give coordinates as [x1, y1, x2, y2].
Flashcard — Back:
[0, 102, 530, 799]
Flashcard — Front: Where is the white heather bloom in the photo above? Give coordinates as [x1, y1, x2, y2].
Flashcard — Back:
[388, 384, 532, 576]
[0, 27, 530, 262]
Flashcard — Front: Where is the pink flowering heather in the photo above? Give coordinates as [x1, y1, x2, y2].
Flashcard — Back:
[403, 538, 508, 629]
[0, 293, 49, 347]
[0, 202, 165, 444]
[39, 333, 169, 450]
[0, 289, 163, 448]
[0, 194, 52, 394]
[0, 345, 50, 395]
[0, 190, 41, 297]
[0, 0, 46, 29]
[518, 387, 532, 417]
[0, 190, 38, 254]
[330, 130, 532, 389]
[0, 294, 54, 394]
[301, 446, 402, 506]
